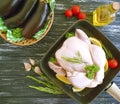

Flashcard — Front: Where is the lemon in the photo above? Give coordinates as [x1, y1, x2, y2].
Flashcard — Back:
[104, 59, 109, 72]
[56, 74, 71, 84]
[72, 87, 84, 92]
[89, 37, 102, 47]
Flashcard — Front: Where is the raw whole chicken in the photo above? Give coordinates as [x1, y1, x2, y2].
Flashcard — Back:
[48, 29, 106, 89]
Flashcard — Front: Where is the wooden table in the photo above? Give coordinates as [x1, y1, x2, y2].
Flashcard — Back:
[0, 0, 120, 104]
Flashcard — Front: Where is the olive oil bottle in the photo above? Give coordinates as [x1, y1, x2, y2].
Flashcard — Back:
[93, 2, 120, 26]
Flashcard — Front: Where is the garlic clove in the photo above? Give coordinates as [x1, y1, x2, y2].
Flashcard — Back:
[24, 62, 32, 71]
[29, 58, 35, 66]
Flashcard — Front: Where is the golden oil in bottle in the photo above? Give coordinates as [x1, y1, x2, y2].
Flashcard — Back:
[93, 2, 120, 26]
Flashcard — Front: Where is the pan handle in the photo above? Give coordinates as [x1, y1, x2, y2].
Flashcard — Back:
[105, 82, 120, 102]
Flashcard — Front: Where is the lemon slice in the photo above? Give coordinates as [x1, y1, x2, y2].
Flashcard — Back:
[72, 87, 84, 92]
[89, 37, 102, 47]
[104, 59, 108, 72]
[56, 74, 71, 84]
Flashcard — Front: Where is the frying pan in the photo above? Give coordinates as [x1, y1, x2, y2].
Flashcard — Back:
[40, 20, 120, 104]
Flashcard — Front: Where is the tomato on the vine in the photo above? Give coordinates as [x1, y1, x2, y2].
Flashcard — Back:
[64, 5, 86, 20]
[108, 58, 118, 69]
[65, 9, 73, 18]
[77, 12, 86, 20]
[71, 5, 80, 16]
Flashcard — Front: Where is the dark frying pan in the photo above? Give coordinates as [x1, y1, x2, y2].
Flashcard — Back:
[40, 20, 120, 104]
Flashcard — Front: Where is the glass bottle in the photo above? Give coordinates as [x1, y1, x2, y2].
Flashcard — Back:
[93, 2, 120, 26]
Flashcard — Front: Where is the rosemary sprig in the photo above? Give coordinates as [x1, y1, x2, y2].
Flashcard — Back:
[62, 56, 82, 64]
[101, 43, 113, 59]
[27, 75, 64, 94]
[62, 51, 83, 64]
[27, 75, 53, 88]
[29, 86, 63, 94]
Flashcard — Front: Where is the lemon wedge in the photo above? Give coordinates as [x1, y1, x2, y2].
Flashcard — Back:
[72, 87, 84, 92]
[89, 37, 102, 47]
[56, 74, 71, 84]
[104, 59, 109, 72]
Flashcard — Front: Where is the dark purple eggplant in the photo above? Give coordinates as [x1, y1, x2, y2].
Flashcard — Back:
[22, 1, 50, 39]
[4, 0, 38, 28]
[0, 0, 23, 19]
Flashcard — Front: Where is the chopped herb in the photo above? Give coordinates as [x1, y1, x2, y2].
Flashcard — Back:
[85, 64, 100, 79]
[65, 32, 75, 38]
[62, 51, 83, 64]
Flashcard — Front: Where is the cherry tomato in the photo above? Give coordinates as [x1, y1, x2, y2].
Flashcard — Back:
[71, 5, 80, 16]
[65, 9, 73, 18]
[108, 58, 118, 69]
[77, 12, 86, 20]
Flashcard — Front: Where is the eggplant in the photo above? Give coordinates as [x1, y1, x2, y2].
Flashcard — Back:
[22, 1, 50, 39]
[4, 0, 38, 28]
[0, 0, 23, 19]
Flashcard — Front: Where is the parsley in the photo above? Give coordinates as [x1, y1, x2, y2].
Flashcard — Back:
[65, 32, 75, 38]
[85, 64, 100, 79]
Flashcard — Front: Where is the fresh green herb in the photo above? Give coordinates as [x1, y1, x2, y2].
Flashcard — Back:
[62, 56, 82, 64]
[27, 75, 64, 94]
[62, 51, 83, 64]
[29, 86, 63, 94]
[86, 73, 95, 80]
[65, 32, 75, 38]
[49, 57, 56, 63]
[11, 28, 23, 38]
[101, 43, 113, 59]
[85, 64, 100, 79]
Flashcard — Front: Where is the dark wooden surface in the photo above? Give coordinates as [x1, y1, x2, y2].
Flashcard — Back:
[0, 0, 120, 104]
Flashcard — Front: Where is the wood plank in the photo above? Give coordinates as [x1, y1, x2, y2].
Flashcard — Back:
[0, 0, 120, 104]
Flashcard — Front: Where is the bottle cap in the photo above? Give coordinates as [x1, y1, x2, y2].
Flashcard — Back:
[112, 2, 120, 11]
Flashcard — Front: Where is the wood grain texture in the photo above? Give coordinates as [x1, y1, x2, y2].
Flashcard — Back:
[0, 0, 120, 104]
